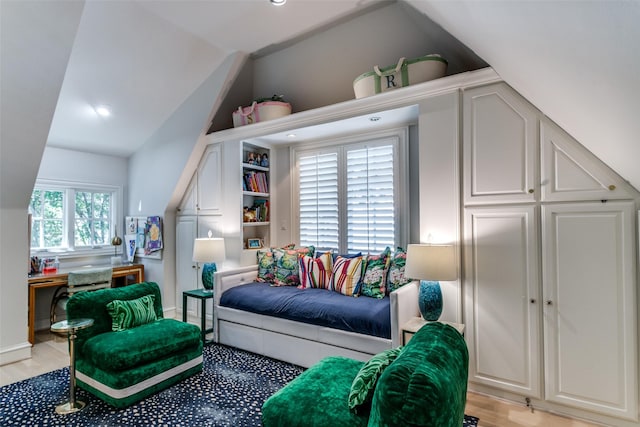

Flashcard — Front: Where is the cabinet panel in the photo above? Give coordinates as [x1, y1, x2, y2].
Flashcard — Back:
[541, 120, 636, 202]
[176, 216, 198, 318]
[464, 205, 541, 397]
[463, 83, 538, 205]
[542, 202, 637, 420]
[197, 144, 222, 215]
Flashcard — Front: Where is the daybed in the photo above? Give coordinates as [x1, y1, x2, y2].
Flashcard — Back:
[214, 265, 419, 368]
[262, 322, 469, 427]
[66, 281, 203, 408]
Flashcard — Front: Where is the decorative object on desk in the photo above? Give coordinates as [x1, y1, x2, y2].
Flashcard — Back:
[125, 234, 136, 263]
[404, 244, 457, 321]
[111, 225, 123, 265]
[193, 231, 225, 292]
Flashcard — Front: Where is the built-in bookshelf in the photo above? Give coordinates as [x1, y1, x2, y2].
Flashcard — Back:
[242, 141, 270, 249]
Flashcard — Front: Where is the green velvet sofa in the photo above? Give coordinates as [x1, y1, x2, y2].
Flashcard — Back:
[66, 281, 203, 408]
[262, 322, 468, 427]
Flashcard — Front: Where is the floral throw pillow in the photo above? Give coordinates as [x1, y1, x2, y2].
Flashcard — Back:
[330, 255, 364, 296]
[256, 248, 276, 284]
[298, 251, 333, 289]
[387, 247, 411, 293]
[360, 247, 391, 299]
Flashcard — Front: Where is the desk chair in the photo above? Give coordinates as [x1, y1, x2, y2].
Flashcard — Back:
[50, 267, 113, 325]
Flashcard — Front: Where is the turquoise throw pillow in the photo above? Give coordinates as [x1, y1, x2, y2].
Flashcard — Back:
[106, 294, 157, 331]
[348, 346, 403, 412]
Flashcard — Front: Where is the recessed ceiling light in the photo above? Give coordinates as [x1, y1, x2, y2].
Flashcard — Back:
[287, 133, 296, 138]
[270, 0, 286, 5]
[369, 116, 381, 122]
[95, 106, 111, 117]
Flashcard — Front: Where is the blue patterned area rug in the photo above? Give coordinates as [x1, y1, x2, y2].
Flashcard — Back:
[1, 344, 479, 426]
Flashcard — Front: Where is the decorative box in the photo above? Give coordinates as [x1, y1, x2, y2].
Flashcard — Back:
[232, 100, 291, 127]
[353, 54, 448, 99]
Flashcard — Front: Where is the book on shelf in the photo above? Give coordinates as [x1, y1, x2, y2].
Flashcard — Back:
[243, 171, 269, 193]
[243, 200, 269, 223]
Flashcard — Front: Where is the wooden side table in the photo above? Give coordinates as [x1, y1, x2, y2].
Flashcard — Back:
[401, 317, 465, 345]
[50, 318, 94, 414]
[182, 289, 214, 345]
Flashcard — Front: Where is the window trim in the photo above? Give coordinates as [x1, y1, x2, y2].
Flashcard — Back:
[30, 179, 123, 259]
[291, 127, 409, 253]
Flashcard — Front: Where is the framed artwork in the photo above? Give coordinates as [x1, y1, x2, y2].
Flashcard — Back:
[247, 238, 263, 249]
[125, 234, 137, 262]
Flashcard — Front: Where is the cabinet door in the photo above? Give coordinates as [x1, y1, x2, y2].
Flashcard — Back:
[176, 216, 198, 319]
[463, 83, 538, 205]
[177, 175, 197, 215]
[542, 202, 637, 420]
[197, 144, 222, 215]
[464, 205, 542, 397]
[540, 119, 636, 202]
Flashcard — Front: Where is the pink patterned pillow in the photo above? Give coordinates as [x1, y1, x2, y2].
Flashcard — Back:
[298, 251, 333, 289]
[330, 255, 364, 296]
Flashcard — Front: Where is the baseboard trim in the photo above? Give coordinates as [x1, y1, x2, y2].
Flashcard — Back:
[0, 342, 32, 366]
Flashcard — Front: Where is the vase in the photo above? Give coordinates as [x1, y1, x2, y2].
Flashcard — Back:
[418, 280, 442, 321]
[201, 262, 217, 292]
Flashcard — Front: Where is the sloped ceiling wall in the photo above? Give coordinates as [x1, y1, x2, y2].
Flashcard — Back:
[407, 0, 640, 191]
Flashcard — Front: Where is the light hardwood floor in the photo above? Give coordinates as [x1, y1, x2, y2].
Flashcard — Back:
[1, 331, 602, 427]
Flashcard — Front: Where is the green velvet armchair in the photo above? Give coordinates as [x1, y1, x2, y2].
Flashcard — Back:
[66, 281, 203, 408]
[262, 322, 469, 427]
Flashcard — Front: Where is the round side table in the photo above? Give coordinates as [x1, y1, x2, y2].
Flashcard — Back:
[50, 318, 94, 414]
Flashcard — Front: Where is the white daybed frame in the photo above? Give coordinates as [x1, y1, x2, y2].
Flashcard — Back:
[213, 265, 420, 368]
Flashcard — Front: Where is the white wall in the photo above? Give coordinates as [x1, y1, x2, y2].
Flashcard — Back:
[0, 0, 85, 365]
[128, 53, 243, 313]
[252, 2, 485, 114]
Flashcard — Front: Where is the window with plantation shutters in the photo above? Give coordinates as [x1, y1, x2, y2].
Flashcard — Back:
[294, 129, 407, 254]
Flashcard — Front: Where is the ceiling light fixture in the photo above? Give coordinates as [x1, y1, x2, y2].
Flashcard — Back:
[287, 133, 296, 138]
[369, 116, 381, 122]
[95, 106, 111, 117]
[270, 0, 286, 5]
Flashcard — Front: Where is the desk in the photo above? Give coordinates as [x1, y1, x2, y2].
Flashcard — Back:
[28, 263, 144, 344]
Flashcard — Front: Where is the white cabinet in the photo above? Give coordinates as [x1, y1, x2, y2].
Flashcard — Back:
[178, 144, 222, 215]
[463, 82, 639, 422]
[463, 205, 541, 397]
[463, 83, 539, 205]
[176, 216, 198, 318]
[540, 119, 634, 202]
[542, 201, 637, 420]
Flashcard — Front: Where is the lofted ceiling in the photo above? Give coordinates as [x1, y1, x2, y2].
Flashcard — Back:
[35, 0, 640, 189]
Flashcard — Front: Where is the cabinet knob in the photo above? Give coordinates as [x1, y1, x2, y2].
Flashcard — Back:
[192, 265, 196, 269]
[608, 184, 616, 191]
[546, 300, 553, 305]
[530, 298, 536, 304]
[528, 189, 534, 194]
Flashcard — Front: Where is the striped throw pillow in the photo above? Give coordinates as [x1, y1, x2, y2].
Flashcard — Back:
[298, 251, 333, 289]
[106, 294, 157, 331]
[330, 255, 363, 296]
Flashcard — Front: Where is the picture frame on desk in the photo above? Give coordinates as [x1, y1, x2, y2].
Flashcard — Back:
[247, 238, 263, 249]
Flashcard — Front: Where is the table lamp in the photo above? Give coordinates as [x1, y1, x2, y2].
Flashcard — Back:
[192, 231, 225, 293]
[404, 244, 457, 321]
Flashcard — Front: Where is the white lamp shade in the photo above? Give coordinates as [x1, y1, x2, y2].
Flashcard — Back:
[192, 237, 225, 263]
[404, 244, 457, 281]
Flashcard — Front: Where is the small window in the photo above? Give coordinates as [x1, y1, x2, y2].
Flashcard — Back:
[29, 181, 119, 254]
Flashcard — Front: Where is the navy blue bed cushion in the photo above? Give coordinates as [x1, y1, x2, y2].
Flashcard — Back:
[219, 282, 391, 339]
